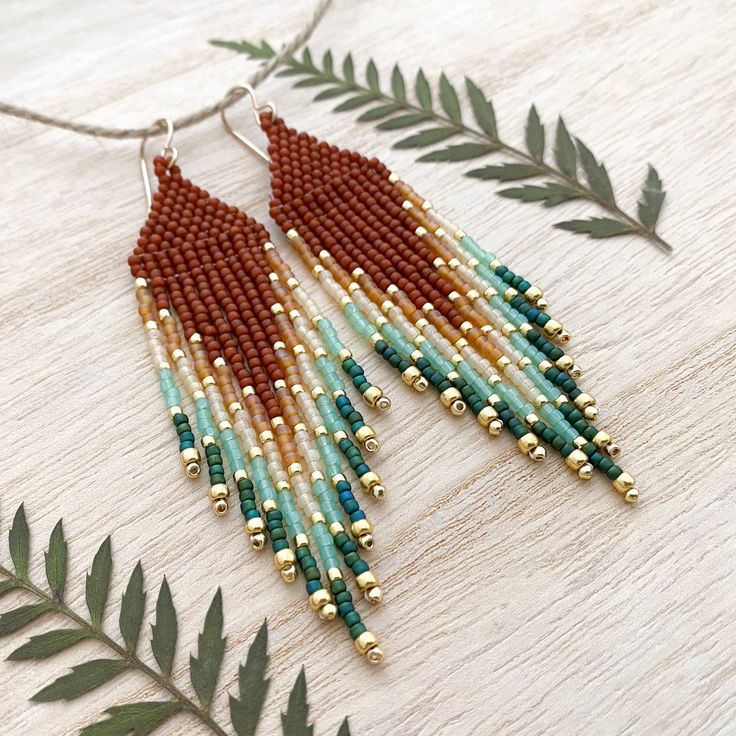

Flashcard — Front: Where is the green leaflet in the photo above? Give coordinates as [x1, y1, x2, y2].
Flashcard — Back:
[337, 718, 352, 736]
[281, 667, 313, 736]
[229, 620, 270, 736]
[80, 702, 186, 736]
[465, 77, 497, 139]
[150, 577, 177, 677]
[32, 659, 129, 702]
[8, 628, 90, 660]
[576, 138, 616, 206]
[525, 105, 545, 163]
[439, 73, 462, 124]
[189, 588, 226, 712]
[86, 536, 112, 627]
[391, 64, 406, 101]
[555, 217, 637, 238]
[208, 39, 275, 58]
[498, 183, 584, 207]
[415, 69, 432, 111]
[467, 163, 545, 181]
[554, 117, 577, 180]
[377, 113, 429, 130]
[0, 602, 53, 636]
[119, 561, 145, 653]
[638, 165, 666, 230]
[419, 143, 498, 162]
[394, 128, 458, 149]
[9, 504, 29, 579]
[45, 519, 67, 601]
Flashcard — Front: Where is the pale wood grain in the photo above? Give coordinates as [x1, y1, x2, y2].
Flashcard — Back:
[1, 0, 735, 734]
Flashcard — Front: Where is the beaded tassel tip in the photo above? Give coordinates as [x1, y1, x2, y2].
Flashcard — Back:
[128, 149, 388, 662]
[254, 110, 640, 504]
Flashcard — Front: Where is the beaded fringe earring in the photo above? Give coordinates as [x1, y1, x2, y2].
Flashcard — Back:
[223, 87, 640, 504]
[128, 120, 388, 663]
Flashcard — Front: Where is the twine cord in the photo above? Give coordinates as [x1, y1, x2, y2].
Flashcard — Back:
[0, 0, 332, 140]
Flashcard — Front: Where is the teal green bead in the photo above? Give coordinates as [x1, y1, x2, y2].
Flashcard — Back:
[349, 622, 367, 640]
[344, 611, 361, 628]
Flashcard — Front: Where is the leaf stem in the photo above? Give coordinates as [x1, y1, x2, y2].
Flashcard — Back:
[281, 57, 673, 253]
[0, 564, 229, 736]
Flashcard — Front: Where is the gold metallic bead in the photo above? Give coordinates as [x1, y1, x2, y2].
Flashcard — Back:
[592, 431, 611, 448]
[202, 375, 216, 387]
[171, 348, 185, 362]
[578, 463, 593, 480]
[477, 406, 498, 428]
[536, 297, 548, 311]
[362, 386, 382, 408]
[613, 472, 636, 494]
[543, 319, 562, 338]
[351, 518, 373, 537]
[327, 567, 343, 582]
[280, 564, 297, 583]
[354, 631, 383, 665]
[517, 433, 539, 454]
[365, 586, 383, 604]
[356, 571, 379, 594]
[519, 322, 532, 336]
[248, 447, 264, 459]
[558, 330, 571, 343]
[502, 323, 517, 337]
[309, 588, 332, 612]
[570, 364, 583, 379]
[329, 521, 345, 536]
[275, 548, 296, 570]
[355, 425, 380, 453]
[202, 435, 216, 447]
[246, 517, 266, 535]
[553, 395, 568, 407]
[573, 393, 595, 410]
[185, 462, 201, 478]
[213, 498, 228, 516]
[574, 437, 587, 449]
[414, 376, 429, 392]
[565, 449, 588, 470]
[624, 488, 639, 504]
[287, 462, 303, 476]
[497, 356, 511, 370]
[440, 387, 462, 410]
[134, 277, 148, 289]
[524, 413, 540, 427]
[529, 446, 546, 462]
[209, 484, 229, 501]
[517, 356, 531, 368]
[310, 512, 326, 525]
[262, 499, 277, 513]
[555, 355, 574, 371]
[503, 287, 518, 301]
[180, 447, 201, 469]
[488, 418, 503, 436]
[525, 285, 543, 304]
[401, 366, 421, 387]
[605, 442, 621, 458]
[250, 533, 266, 550]
[360, 471, 379, 491]
[319, 602, 338, 620]
[584, 405, 599, 421]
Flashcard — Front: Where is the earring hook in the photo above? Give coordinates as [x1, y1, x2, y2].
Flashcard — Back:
[220, 84, 273, 163]
[139, 118, 178, 208]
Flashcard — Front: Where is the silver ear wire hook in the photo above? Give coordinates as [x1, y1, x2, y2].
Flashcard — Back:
[221, 84, 273, 163]
[139, 118, 177, 208]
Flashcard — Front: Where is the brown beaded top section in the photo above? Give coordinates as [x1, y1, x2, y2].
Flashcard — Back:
[128, 157, 300, 418]
[261, 113, 471, 332]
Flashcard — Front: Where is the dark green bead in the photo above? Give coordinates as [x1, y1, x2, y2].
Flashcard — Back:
[349, 623, 367, 640]
[606, 465, 623, 480]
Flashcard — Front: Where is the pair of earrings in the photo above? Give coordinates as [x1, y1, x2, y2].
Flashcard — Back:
[129, 85, 640, 663]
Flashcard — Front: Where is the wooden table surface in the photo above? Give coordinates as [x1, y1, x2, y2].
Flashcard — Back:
[2, 1, 735, 734]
